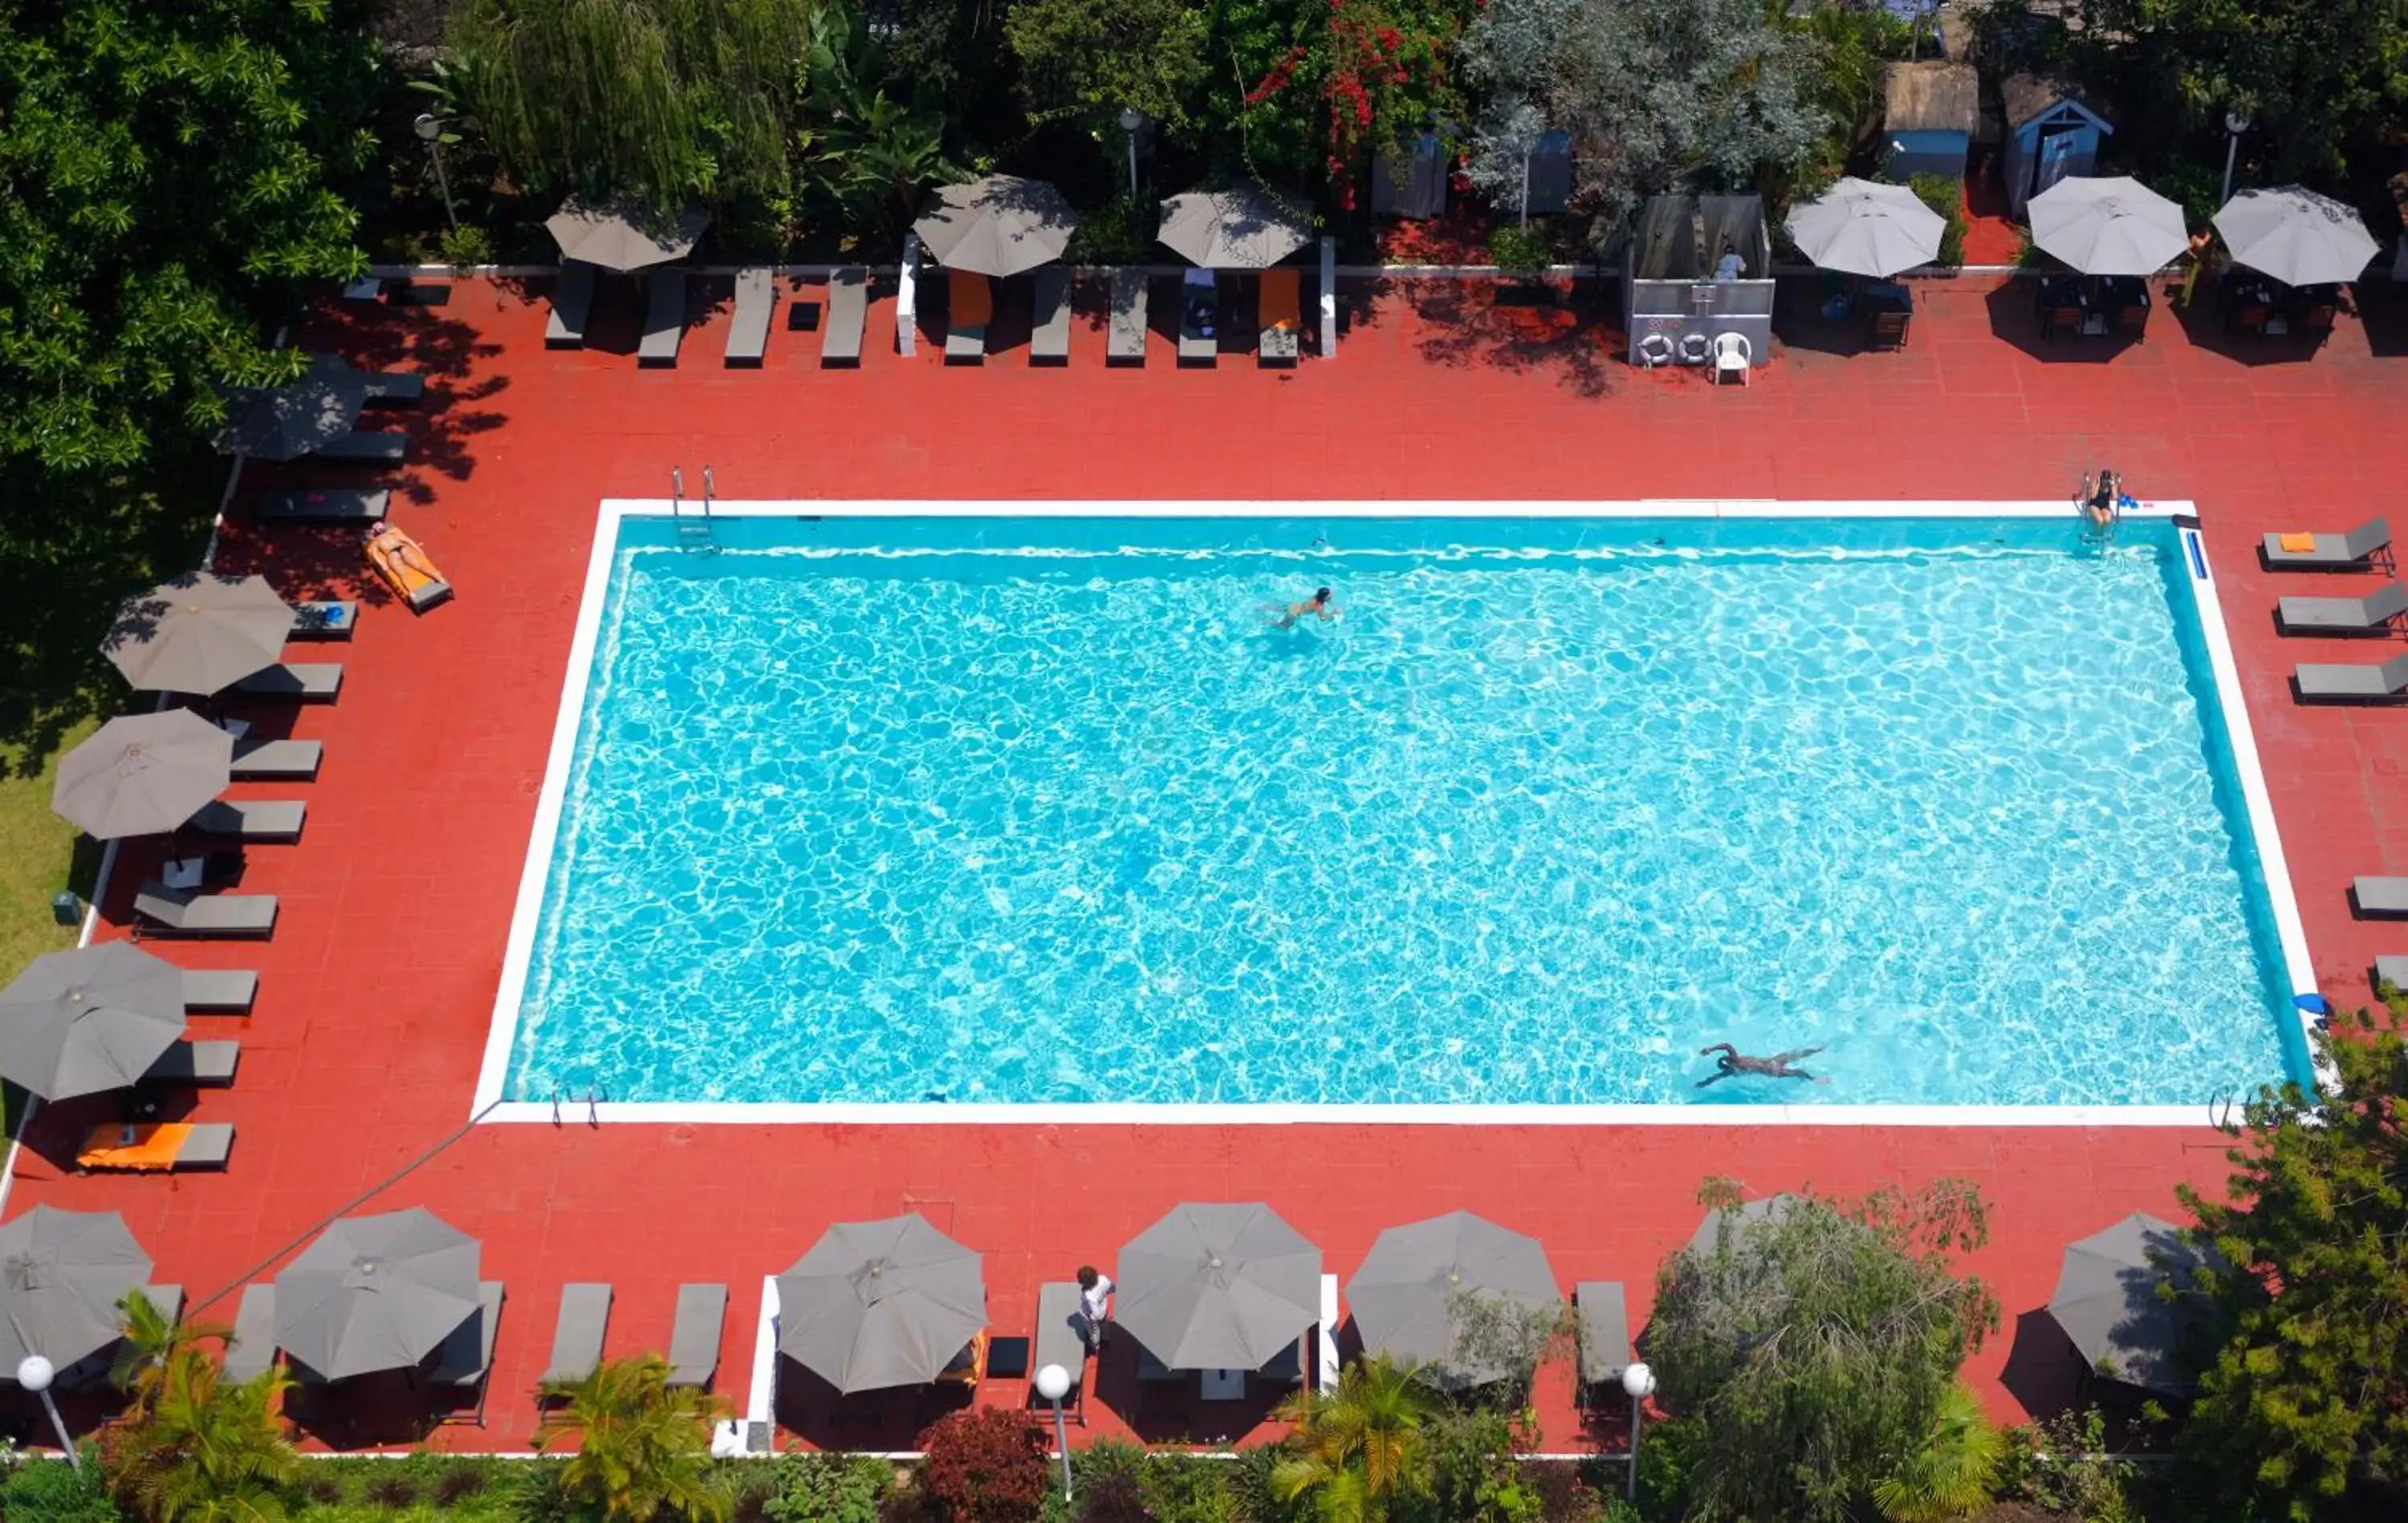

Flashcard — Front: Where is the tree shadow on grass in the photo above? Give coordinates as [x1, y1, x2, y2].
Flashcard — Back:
[1406, 278, 1622, 400]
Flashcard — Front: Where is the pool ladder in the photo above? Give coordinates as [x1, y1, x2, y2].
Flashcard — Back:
[670, 466, 717, 550]
[551, 1087, 609, 1127]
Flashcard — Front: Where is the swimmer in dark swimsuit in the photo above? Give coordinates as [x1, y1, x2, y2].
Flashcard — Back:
[1696, 1042, 1829, 1086]
[1274, 587, 1335, 629]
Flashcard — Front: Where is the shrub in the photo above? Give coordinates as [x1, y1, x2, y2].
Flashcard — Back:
[1487, 224, 1553, 278]
[764, 1453, 894, 1523]
[3, 1455, 124, 1523]
[433, 1462, 494, 1505]
[303, 1472, 345, 1505]
[1225, 1446, 1297, 1523]
[1141, 1457, 1239, 1523]
[1991, 1408, 2138, 1523]
[916, 1407, 1051, 1523]
[1907, 176, 1967, 268]
[364, 1470, 419, 1507]
[439, 225, 497, 271]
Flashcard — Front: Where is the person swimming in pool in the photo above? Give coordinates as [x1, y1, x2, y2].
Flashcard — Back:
[1274, 587, 1336, 628]
[1696, 1042, 1830, 1086]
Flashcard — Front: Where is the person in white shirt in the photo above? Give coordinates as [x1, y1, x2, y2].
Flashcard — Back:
[1076, 1265, 1114, 1353]
[1713, 242, 1745, 282]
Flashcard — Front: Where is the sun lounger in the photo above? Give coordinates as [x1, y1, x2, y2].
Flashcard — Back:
[134, 884, 277, 939]
[1575, 1281, 1632, 1401]
[223, 1284, 278, 1383]
[547, 261, 597, 348]
[140, 1040, 241, 1086]
[433, 1281, 506, 1425]
[360, 371, 425, 404]
[2377, 956, 2408, 992]
[2278, 583, 2408, 634]
[231, 664, 342, 701]
[1178, 269, 1218, 368]
[77, 1121, 233, 1171]
[665, 1283, 726, 1390]
[230, 738, 320, 781]
[1259, 1333, 1304, 1386]
[725, 268, 775, 367]
[2354, 877, 2408, 917]
[639, 269, 687, 368]
[1108, 268, 1148, 367]
[946, 270, 991, 364]
[188, 799, 306, 843]
[291, 601, 356, 640]
[2263, 517, 2392, 571]
[2295, 652, 2408, 701]
[1259, 268, 1302, 367]
[540, 1283, 613, 1391]
[367, 524, 453, 613]
[182, 969, 258, 1013]
[257, 488, 389, 524]
[1031, 267, 1071, 366]
[1030, 1281, 1088, 1423]
[314, 431, 409, 464]
[822, 268, 866, 368]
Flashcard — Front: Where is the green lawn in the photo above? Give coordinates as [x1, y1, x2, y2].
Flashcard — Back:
[0, 716, 98, 973]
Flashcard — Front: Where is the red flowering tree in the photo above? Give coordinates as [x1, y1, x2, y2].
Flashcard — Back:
[914, 1406, 1051, 1522]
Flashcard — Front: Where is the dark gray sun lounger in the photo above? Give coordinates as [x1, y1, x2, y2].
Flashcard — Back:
[257, 488, 388, 524]
[945, 270, 990, 364]
[188, 799, 307, 843]
[540, 1283, 613, 1392]
[1575, 1281, 1632, 1400]
[134, 884, 277, 939]
[223, 1284, 278, 1383]
[639, 269, 687, 368]
[2278, 582, 2408, 633]
[1031, 266, 1072, 366]
[313, 431, 409, 464]
[547, 260, 597, 348]
[1030, 1281, 1088, 1423]
[2296, 652, 2408, 701]
[725, 268, 775, 367]
[230, 738, 321, 781]
[1178, 271, 1218, 368]
[665, 1283, 726, 1389]
[433, 1281, 506, 1425]
[821, 267, 866, 367]
[2264, 517, 2392, 570]
[291, 601, 356, 640]
[141, 1040, 241, 1086]
[182, 969, 258, 1014]
[360, 371, 425, 404]
[231, 664, 342, 702]
[2377, 955, 2408, 992]
[83, 1122, 233, 1171]
[1108, 268, 1148, 367]
[2354, 877, 2408, 917]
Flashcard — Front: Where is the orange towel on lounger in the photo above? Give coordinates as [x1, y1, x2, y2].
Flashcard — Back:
[1261, 269, 1302, 332]
[79, 1123, 192, 1171]
[2280, 533, 2318, 552]
[950, 270, 993, 327]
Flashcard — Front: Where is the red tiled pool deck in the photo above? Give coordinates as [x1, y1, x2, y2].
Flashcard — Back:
[9, 270, 2407, 1453]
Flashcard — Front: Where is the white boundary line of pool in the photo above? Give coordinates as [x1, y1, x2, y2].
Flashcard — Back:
[468, 498, 2319, 1130]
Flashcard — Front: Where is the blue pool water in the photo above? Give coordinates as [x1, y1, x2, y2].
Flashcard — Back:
[506, 516, 2302, 1107]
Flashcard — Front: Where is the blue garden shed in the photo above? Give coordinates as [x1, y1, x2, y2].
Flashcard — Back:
[1882, 62, 1979, 184]
[1999, 74, 2112, 218]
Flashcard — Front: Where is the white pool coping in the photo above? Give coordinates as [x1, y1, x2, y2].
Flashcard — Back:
[470, 498, 2316, 1129]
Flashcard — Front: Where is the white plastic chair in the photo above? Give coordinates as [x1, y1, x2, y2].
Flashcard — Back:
[1711, 331, 1751, 385]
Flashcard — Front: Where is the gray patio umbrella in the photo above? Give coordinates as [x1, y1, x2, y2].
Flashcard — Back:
[2212, 186, 2379, 288]
[2028, 176, 2190, 278]
[1158, 183, 1311, 270]
[1686, 1193, 1803, 1257]
[2047, 1212, 2220, 1395]
[1784, 177, 1946, 278]
[275, 1208, 480, 1381]
[0, 943, 187, 1102]
[776, 1213, 986, 1394]
[1346, 1210, 1560, 1389]
[1117, 1202, 1320, 1371]
[210, 353, 368, 461]
[104, 573, 291, 696]
[546, 201, 710, 273]
[913, 176, 1077, 278]
[52, 709, 233, 840]
[0, 1206, 153, 1374]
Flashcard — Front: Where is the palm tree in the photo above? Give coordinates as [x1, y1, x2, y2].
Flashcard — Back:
[1871, 1382, 2006, 1523]
[539, 1353, 730, 1523]
[102, 1346, 298, 1523]
[110, 1289, 233, 1416]
[1270, 1354, 1438, 1523]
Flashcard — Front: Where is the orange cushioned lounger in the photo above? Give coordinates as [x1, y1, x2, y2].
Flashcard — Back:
[79, 1123, 193, 1171]
[1261, 269, 1301, 334]
[950, 270, 994, 329]
[367, 524, 454, 613]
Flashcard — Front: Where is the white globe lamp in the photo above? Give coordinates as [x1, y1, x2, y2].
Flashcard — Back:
[1621, 1361, 1656, 1501]
[17, 1354, 79, 1468]
[1035, 1362, 1075, 1499]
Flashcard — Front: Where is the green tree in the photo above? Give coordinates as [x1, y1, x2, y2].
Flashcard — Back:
[1870, 1383, 2004, 1523]
[446, 0, 816, 207]
[792, 2, 965, 248]
[1271, 1353, 1439, 1523]
[1646, 1179, 1999, 1523]
[537, 1353, 730, 1523]
[2173, 1015, 2408, 1521]
[100, 1347, 299, 1523]
[1006, 0, 1208, 133]
[0, 0, 373, 480]
[110, 1292, 234, 1415]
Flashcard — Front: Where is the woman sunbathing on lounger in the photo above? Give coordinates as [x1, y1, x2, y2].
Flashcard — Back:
[1696, 1043, 1830, 1086]
[368, 521, 437, 579]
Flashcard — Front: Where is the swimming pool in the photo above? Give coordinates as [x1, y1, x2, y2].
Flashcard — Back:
[482, 507, 2312, 1117]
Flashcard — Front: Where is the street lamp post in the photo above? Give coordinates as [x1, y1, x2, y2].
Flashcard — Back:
[2221, 112, 2250, 208]
[1621, 1360, 1656, 1504]
[1035, 1362, 1076, 1501]
[414, 112, 461, 236]
[18, 1355, 78, 1470]
[1118, 110, 1145, 201]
